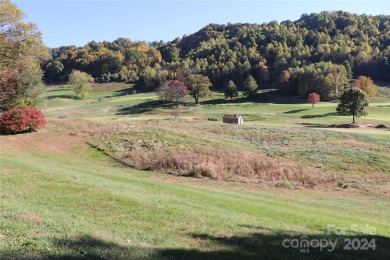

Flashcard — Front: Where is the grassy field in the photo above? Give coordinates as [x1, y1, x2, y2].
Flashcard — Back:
[41, 83, 390, 127]
[1, 83, 389, 259]
[1, 129, 390, 259]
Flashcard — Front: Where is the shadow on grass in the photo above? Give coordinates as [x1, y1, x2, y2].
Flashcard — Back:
[113, 82, 149, 97]
[201, 97, 247, 105]
[253, 90, 306, 104]
[4, 231, 389, 259]
[298, 123, 330, 128]
[301, 112, 339, 119]
[201, 90, 306, 106]
[284, 109, 309, 114]
[116, 100, 173, 115]
[45, 94, 79, 100]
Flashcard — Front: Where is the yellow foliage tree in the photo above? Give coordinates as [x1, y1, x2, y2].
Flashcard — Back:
[353, 76, 377, 98]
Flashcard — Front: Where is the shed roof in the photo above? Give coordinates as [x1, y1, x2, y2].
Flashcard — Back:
[223, 114, 242, 119]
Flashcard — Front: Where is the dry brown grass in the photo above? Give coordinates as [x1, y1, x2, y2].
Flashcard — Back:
[89, 128, 330, 187]
[22, 119, 345, 188]
[51, 119, 139, 137]
[326, 139, 380, 150]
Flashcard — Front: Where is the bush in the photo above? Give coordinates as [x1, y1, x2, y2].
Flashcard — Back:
[0, 108, 46, 134]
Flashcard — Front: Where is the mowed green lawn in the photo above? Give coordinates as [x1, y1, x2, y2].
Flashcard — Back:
[41, 84, 390, 129]
[1, 130, 390, 259]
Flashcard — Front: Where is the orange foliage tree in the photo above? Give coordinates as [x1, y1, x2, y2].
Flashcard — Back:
[307, 92, 320, 108]
[353, 76, 377, 98]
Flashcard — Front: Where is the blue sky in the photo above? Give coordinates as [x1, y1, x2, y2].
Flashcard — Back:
[14, 0, 390, 48]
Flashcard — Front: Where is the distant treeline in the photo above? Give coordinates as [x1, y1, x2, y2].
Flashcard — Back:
[44, 11, 390, 100]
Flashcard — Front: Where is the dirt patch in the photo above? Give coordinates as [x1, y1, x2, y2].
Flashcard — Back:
[0, 123, 88, 155]
[328, 123, 388, 129]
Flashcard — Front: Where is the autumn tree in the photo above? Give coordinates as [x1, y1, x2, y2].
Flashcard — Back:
[353, 76, 377, 98]
[0, 69, 18, 111]
[0, 0, 47, 68]
[0, 61, 44, 111]
[186, 74, 212, 104]
[0, 0, 47, 112]
[68, 70, 94, 99]
[243, 75, 258, 97]
[158, 80, 189, 107]
[275, 70, 291, 94]
[225, 80, 238, 100]
[336, 88, 369, 123]
[307, 92, 320, 108]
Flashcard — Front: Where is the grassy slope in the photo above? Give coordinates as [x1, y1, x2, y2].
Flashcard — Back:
[1, 83, 389, 259]
[1, 130, 390, 259]
[43, 85, 390, 177]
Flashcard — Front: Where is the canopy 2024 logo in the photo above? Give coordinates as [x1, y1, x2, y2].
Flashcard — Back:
[282, 224, 377, 253]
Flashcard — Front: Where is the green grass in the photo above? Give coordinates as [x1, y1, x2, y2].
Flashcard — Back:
[42, 83, 136, 110]
[41, 85, 390, 130]
[375, 80, 390, 98]
[1, 130, 390, 259]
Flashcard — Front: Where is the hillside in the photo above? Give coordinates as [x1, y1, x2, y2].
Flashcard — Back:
[45, 11, 390, 100]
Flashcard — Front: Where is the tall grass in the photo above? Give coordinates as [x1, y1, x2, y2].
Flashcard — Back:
[89, 128, 326, 187]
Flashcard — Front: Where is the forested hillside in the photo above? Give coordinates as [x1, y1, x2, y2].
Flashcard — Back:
[44, 11, 390, 100]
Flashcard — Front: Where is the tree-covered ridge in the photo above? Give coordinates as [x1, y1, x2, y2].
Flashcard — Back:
[174, 12, 389, 81]
[44, 11, 390, 100]
[47, 38, 161, 83]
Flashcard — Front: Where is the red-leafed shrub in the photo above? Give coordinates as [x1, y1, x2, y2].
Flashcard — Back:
[0, 108, 46, 134]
